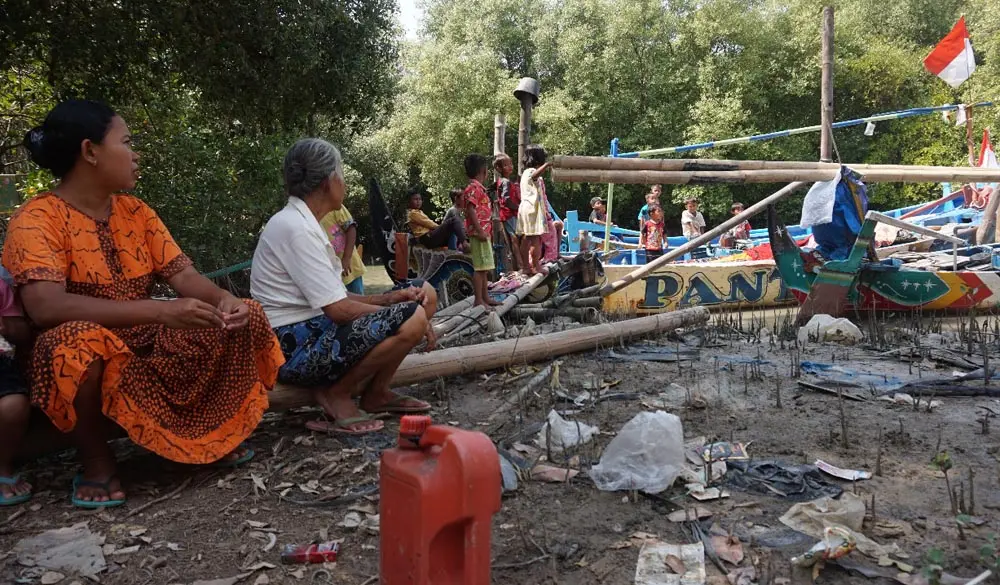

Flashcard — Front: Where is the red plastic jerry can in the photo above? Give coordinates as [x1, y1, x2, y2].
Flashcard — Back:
[380, 415, 502, 585]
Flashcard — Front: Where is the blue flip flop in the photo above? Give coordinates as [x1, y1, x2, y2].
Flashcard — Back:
[71, 475, 127, 509]
[209, 443, 255, 468]
[0, 475, 32, 507]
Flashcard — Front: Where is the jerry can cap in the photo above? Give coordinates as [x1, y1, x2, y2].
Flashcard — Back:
[398, 415, 432, 448]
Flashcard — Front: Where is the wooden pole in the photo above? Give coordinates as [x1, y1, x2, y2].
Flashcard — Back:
[601, 182, 808, 295]
[517, 97, 533, 176]
[268, 307, 710, 411]
[966, 105, 976, 166]
[820, 6, 835, 162]
[494, 114, 506, 156]
[440, 271, 549, 342]
[550, 155, 990, 173]
[552, 167, 1000, 186]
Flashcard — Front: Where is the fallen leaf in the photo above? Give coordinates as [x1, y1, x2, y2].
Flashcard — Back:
[298, 481, 320, 495]
[290, 568, 306, 579]
[263, 534, 277, 553]
[246, 520, 269, 529]
[244, 562, 276, 571]
[113, 545, 141, 555]
[129, 528, 148, 537]
[249, 474, 267, 494]
[667, 507, 713, 522]
[352, 461, 370, 474]
[167, 543, 182, 552]
[711, 535, 744, 565]
[609, 541, 633, 550]
[664, 554, 686, 574]
[273, 482, 294, 490]
[253, 575, 269, 585]
[41, 572, 65, 585]
[630, 532, 659, 541]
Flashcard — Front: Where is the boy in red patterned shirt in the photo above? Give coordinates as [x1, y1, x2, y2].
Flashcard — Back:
[460, 154, 499, 309]
[640, 205, 668, 263]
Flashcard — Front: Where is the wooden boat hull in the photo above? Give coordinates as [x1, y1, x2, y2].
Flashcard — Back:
[767, 204, 1000, 315]
[602, 260, 795, 313]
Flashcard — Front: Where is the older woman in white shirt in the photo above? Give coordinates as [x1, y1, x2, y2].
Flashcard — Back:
[251, 138, 436, 435]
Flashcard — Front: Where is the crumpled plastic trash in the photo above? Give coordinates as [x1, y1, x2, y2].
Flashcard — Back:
[798, 314, 863, 345]
[791, 526, 856, 567]
[535, 410, 598, 452]
[590, 411, 684, 494]
[14, 522, 107, 578]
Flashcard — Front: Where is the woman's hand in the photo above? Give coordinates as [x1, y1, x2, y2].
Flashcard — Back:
[388, 286, 425, 305]
[217, 295, 250, 331]
[160, 298, 227, 330]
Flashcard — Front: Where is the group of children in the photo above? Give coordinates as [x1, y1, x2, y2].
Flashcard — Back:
[406, 144, 561, 308]
[587, 184, 752, 263]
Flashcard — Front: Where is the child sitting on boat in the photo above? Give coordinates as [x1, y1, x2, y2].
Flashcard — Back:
[681, 198, 706, 240]
[720, 202, 751, 248]
[407, 190, 468, 251]
[589, 196, 609, 225]
[640, 205, 668, 263]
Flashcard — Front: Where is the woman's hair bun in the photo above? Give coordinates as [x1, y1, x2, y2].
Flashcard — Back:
[23, 127, 52, 169]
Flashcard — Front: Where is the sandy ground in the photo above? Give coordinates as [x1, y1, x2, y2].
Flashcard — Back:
[2, 309, 1000, 585]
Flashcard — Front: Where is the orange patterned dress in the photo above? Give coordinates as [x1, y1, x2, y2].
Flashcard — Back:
[1, 193, 285, 464]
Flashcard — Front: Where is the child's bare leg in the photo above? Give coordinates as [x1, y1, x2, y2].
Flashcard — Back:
[0, 394, 31, 499]
[472, 271, 487, 307]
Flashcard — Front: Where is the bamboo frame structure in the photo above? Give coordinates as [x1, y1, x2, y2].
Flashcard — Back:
[552, 167, 1000, 186]
[550, 155, 1000, 174]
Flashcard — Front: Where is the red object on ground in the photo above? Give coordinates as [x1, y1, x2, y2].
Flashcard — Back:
[280, 541, 340, 564]
[380, 416, 502, 585]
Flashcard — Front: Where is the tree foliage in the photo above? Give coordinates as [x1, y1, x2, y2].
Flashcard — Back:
[375, 0, 1000, 231]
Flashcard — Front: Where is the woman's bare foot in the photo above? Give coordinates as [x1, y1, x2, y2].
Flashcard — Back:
[313, 388, 383, 433]
[0, 465, 31, 502]
[75, 459, 126, 504]
[359, 388, 431, 415]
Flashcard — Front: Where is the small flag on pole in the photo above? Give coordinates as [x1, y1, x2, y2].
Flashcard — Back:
[955, 104, 967, 126]
[923, 17, 976, 88]
[979, 130, 999, 169]
[864, 122, 876, 136]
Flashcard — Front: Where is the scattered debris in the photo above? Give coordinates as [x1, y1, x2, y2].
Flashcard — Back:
[798, 315, 863, 345]
[608, 346, 700, 363]
[530, 464, 579, 483]
[188, 572, 253, 585]
[726, 460, 842, 500]
[791, 526, 856, 579]
[667, 507, 713, 523]
[702, 442, 749, 463]
[634, 541, 706, 585]
[688, 487, 730, 501]
[815, 459, 872, 481]
[535, 409, 598, 452]
[280, 541, 340, 564]
[498, 451, 520, 492]
[14, 522, 107, 578]
[591, 411, 684, 494]
[878, 393, 943, 410]
[727, 567, 755, 585]
[40, 572, 66, 585]
[709, 534, 743, 565]
[337, 511, 379, 533]
[779, 493, 901, 559]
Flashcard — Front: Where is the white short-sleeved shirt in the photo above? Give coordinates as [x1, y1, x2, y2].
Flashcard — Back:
[251, 197, 348, 327]
[681, 210, 706, 239]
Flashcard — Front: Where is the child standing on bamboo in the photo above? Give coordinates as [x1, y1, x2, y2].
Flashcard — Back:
[517, 145, 552, 275]
[461, 154, 500, 309]
[640, 205, 668, 264]
[493, 153, 523, 270]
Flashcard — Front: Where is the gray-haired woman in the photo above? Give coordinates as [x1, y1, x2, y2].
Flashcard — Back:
[250, 138, 436, 435]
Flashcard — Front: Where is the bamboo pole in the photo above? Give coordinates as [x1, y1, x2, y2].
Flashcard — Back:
[820, 6, 835, 162]
[551, 155, 1000, 174]
[899, 188, 965, 220]
[434, 297, 475, 320]
[601, 182, 808, 295]
[552, 167, 1000, 186]
[268, 307, 710, 411]
[440, 271, 548, 342]
[509, 306, 600, 323]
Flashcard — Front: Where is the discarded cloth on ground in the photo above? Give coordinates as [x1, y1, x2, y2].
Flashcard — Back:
[779, 493, 901, 559]
[725, 460, 842, 501]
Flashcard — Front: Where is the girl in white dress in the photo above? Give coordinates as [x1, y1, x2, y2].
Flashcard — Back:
[516, 145, 552, 275]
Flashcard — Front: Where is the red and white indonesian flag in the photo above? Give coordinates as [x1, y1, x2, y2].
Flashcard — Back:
[923, 17, 976, 88]
[979, 130, 999, 169]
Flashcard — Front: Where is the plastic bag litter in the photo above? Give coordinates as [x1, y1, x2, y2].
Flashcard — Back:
[798, 314, 863, 345]
[800, 173, 841, 228]
[535, 410, 598, 452]
[590, 411, 684, 494]
[14, 522, 107, 578]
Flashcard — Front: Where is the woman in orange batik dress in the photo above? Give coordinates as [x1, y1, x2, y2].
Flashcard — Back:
[4, 100, 284, 508]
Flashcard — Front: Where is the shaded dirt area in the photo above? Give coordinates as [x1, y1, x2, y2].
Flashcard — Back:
[2, 315, 999, 585]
